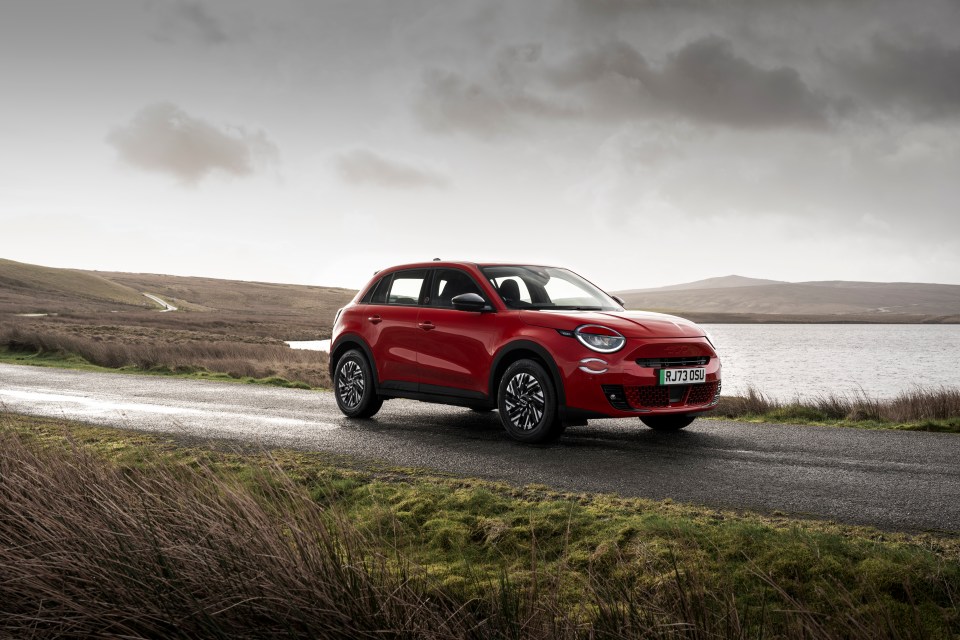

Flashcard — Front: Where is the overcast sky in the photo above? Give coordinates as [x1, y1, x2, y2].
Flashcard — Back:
[2, 0, 960, 290]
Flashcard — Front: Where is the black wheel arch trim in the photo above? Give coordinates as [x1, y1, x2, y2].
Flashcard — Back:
[329, 334, 380, 391]
[489, 340, 566, 407]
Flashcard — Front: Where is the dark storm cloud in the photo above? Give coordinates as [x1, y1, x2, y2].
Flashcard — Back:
[335, 149, 449, 189]
[149, 1, 231, 45]
[107, 103, 277, 184]
[836, 36, 960, 119]
[415, 67, 579, 137]
[415, 36, 827, 136]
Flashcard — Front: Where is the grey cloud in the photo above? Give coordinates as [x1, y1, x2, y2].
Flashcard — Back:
[107, 103, 278, 184]
[335, 149, 449, 189]
[415, 67, 579, 137]
[651, 37, 827, 128]
[149, 1, 231, 45]
[416, 36, 827, 135]
[836, 36, 960, 119]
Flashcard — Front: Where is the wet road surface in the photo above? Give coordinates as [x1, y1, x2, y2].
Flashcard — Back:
[2, 363, 958, 532]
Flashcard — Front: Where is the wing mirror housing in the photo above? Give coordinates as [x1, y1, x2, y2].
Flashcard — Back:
[451, 292, 491, 312]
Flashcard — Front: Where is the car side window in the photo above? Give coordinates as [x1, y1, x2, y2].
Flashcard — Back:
[386, 269, 427, 305]
[430, 269, 485, 308]
[490, 276, 532, 308]
[363, 275, 392, 304]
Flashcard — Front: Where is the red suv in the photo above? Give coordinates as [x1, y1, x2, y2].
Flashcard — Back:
[330, 262, 720, 443]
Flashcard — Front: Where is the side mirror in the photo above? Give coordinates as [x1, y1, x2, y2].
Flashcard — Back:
[612, 295, 626, 307]
[451, 292, 489, 312]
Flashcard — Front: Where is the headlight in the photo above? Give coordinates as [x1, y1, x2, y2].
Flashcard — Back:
[702, 329, 717, 349]
[574, 325, 625, 353]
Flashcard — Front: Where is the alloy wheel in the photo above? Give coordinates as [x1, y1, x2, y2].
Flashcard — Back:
[337, 360, 364, 409]
[504, 372, 545, 430]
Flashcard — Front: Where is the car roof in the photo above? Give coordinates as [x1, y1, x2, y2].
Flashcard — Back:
[375, 261, 558, 273]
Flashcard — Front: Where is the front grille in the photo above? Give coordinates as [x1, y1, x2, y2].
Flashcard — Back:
[687, 381, 721, 406]
[626, 385, 670, 408]
[624, 381, 721, 409]
[636, 356, 710, 368]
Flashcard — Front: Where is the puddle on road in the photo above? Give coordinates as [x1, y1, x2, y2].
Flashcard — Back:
[0, 389, 340, 430]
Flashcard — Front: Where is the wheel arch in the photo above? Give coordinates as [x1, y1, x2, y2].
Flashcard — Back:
[489, 340, 566, 407]
[329, 334, 379, 390]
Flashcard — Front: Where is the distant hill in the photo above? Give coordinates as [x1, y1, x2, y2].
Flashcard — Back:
[614, 276, 960, 322]
[96, 271, 357, 316]
[0, 258, 150, 312]
[0, 258, 356, 320]
[619, 275, 786, 294]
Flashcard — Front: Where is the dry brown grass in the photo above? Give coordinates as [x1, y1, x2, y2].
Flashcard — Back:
[716, 385, 960, 425]
[2, 423, 953, 639]
[1, 322, 331, 387]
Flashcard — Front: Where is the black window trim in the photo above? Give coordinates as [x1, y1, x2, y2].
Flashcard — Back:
[364, 268, 429, 307]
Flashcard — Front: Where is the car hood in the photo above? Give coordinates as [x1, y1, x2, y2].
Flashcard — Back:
[520, 309, 705, 338]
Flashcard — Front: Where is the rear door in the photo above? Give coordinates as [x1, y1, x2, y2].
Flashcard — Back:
[363, 269, 428, 391]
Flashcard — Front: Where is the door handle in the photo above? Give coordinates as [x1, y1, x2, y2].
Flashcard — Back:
[418, 321, 435, 331]
[368, 315, 382, 324]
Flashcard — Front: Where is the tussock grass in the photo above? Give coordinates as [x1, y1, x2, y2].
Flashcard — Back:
[716, 386, 960, 431]
[2, 414, 959, 639]
[0, 322, 330, 388]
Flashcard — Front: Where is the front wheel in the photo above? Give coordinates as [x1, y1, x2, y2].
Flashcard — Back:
[334, 350, 383, 418]
[640, 415, 696, 432]
[498, 359, 564, 443]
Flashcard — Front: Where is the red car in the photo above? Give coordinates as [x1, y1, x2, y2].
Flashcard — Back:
[330, 262, 721, 443]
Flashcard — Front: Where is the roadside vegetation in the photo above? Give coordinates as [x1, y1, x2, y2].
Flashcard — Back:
[0, 321, 331, 388]
[2, 413, 958, 639]
[715, 386, 960, 433]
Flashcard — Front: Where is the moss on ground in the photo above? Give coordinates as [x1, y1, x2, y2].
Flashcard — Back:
[4, 412, 958, 637]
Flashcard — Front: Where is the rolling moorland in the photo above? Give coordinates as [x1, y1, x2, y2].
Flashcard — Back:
[2, 257, 960, 637]
[613, 275, 960, 323]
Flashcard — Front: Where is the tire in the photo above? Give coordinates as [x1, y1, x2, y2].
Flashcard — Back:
[497, 359, 564, 443]
[334, 349, 383, 419]
[640, 415, 696, 432]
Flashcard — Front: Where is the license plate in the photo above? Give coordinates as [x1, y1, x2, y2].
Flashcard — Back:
[658, 368, 706, 385]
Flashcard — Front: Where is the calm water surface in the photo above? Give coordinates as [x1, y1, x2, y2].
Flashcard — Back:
[702, 324, 960, 400]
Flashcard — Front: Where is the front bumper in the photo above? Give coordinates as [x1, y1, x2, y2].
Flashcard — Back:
[555, 336, 721, 418]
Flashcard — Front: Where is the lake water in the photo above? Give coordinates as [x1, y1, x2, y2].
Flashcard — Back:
[286, 339, 331, 352]
[286, 326, 959, 401]
[702, 324, 960, 400]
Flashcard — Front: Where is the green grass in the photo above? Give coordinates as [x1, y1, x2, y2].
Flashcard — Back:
[3, 413, 959, 638]
[713, 387, 960, 433]
[0, 347, 315, 390]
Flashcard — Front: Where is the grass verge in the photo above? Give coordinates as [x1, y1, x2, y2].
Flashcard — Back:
[714, 387, 960, 433]
[2, 412, 958, 638]
[0, 345, 320, 391]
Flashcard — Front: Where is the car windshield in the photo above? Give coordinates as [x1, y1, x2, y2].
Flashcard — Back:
[481, 266, 622, 311]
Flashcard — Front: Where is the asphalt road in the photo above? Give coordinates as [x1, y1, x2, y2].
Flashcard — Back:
[2, 362, 958, 532]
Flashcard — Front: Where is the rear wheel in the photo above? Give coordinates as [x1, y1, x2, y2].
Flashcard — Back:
[640, 415, 696, 431]
[498, 359, 564, 443]
[334, 349, 383, 418]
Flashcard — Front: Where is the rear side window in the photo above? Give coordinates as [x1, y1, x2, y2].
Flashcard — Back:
[386, 269, 427, 305]
[363, 275, 392, 304]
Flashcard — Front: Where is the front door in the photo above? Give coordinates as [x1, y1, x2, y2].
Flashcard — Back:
[415, 268, 500, 398]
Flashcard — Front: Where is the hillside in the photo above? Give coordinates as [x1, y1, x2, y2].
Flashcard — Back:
[614, 278, 960, 322]
[0, 258, 150, 313]
[0, 258, 358, 340]
[95, 271, 357, 316]
[619, 275, 786, 294]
